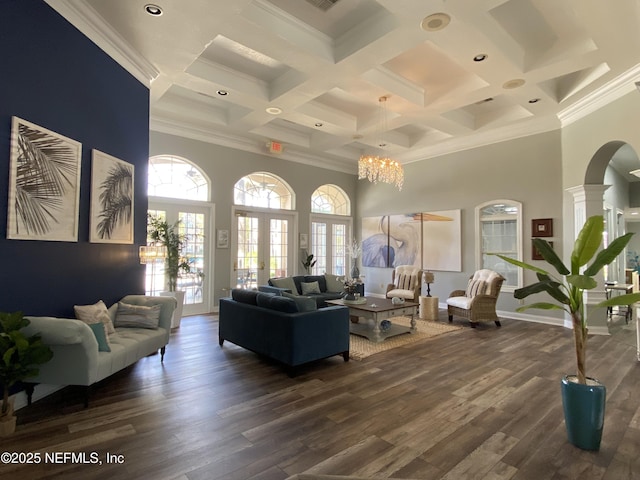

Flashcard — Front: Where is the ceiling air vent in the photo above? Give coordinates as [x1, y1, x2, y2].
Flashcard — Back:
[305, 0, 341, 12]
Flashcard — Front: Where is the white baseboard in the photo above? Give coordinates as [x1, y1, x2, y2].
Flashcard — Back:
[495, 309, 565, 327]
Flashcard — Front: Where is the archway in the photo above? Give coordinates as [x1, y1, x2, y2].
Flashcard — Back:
[569, 141, 640, 334]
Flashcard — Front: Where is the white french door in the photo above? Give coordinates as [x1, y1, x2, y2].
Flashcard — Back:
[310, 214, 351, 276]
[147, 200, 213, 316]
[232, 207, 296, 289]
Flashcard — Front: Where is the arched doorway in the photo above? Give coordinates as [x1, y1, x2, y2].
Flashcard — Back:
[310, 184, 353, 276]
[232, 172, 295, 289]
[147, 155, 213, 316]
[569, 141, 640, 334]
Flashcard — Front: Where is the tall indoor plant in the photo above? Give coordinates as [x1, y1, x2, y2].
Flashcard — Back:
[147, 214, 191, 328]
[497, 215, 640, 450]
[147, 214, 191, 292]
[0, 311, 53, 436]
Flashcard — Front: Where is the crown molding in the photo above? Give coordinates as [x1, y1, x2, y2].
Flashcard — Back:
[558, 63, 640, 127]
[45, 0, 159, 87]
[399, 116, 560, 164]
[150, 116, 354, 174]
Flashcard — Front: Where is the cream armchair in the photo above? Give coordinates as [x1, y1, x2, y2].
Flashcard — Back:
[446, 269, 505, 327]
[386, 265, 422, 302]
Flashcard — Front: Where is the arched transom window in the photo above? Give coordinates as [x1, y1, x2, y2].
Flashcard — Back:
[311, 184, 350, 215]
[148, 155, 208, 201]
[234, 172, 293, 209]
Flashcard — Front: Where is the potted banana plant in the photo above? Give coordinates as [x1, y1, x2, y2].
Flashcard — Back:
[497, 215, 640, 450]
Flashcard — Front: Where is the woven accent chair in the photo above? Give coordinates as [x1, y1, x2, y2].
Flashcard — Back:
[386, 265, 422, 302]
[446, 269, 505, 327]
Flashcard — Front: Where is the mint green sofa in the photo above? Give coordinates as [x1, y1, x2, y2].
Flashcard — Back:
[22, 295, 177, 406]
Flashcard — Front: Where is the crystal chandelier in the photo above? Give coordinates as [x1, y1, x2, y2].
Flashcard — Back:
[358, 95, 404, 190]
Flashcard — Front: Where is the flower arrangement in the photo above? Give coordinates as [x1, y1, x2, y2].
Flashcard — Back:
[346, 238, 362, 259]
[344, 278, 359, 292]
[347, 239, 362, 281]
[343, 278, 361, 300]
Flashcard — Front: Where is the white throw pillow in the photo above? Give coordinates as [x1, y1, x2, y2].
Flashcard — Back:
[301, 281, 321, 295]
[324, 273, 345, 293]
[74, 300, 115, 335]
[270, 276, 298, 294]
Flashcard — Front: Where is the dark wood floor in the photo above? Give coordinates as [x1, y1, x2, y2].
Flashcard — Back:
[2, 311, 640, 480]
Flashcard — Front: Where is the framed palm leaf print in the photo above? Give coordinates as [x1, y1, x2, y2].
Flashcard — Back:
[7, 116, 82, 241]
[89, 149, 134, 244]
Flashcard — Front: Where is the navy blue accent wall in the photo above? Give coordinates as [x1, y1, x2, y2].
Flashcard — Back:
[0, 0, 149, 316]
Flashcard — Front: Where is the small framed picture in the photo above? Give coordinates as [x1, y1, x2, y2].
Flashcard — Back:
[299, 233, 308, 249]
[217, 229, 229, 248]
[532, 240, 553, 260]
[532, 218, 553, 237]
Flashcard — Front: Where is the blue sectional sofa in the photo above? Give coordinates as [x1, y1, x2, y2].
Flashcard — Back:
[219, 289, 350, 375]
[259, 273, 346, 308]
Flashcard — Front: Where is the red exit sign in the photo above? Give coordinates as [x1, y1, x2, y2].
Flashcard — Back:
[269, 141, 283, 154]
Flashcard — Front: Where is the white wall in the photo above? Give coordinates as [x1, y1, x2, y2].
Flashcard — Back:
[357, 130, 564, 321]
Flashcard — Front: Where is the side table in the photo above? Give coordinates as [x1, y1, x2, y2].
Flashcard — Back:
[419, 295, 439, 321]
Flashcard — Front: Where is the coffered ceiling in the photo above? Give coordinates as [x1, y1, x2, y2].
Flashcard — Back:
[47, 0, 640, 173]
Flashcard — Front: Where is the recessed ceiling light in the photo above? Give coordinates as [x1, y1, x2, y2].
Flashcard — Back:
[503, 78, 526, 89]
[217, 90, 228, 96]
[528, 98, 540, 104]
[266, 107, 282, 115]
[473, 54, 487, 62]
[314, 122, 323, 127]
[144, 4, 163, 16]
[420, 13, 451, 32]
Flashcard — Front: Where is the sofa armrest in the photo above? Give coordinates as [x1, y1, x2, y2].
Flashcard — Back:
[449, 289, 466, 298]
[22, 316, 99, 386]
[23, 316, 92, 345]
[258, 285, 291, 295]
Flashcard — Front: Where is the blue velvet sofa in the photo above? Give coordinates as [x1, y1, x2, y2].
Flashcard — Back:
[259, 273, 346, 308]
[219, 289, 350, 375]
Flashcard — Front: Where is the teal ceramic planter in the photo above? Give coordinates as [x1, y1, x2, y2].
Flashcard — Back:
[561, 375, 606, 451]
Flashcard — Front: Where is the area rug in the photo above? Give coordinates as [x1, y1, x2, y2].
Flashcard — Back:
[349, 317, 463, 360]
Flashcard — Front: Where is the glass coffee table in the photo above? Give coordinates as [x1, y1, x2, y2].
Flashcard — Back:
[326, 297, 419, 343]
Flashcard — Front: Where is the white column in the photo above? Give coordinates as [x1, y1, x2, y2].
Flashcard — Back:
[567, 185, 611, 335]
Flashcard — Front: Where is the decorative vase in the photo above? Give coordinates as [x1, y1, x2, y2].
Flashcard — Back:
[561, 375, 606, 451]
[350, 261, 360, 281]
